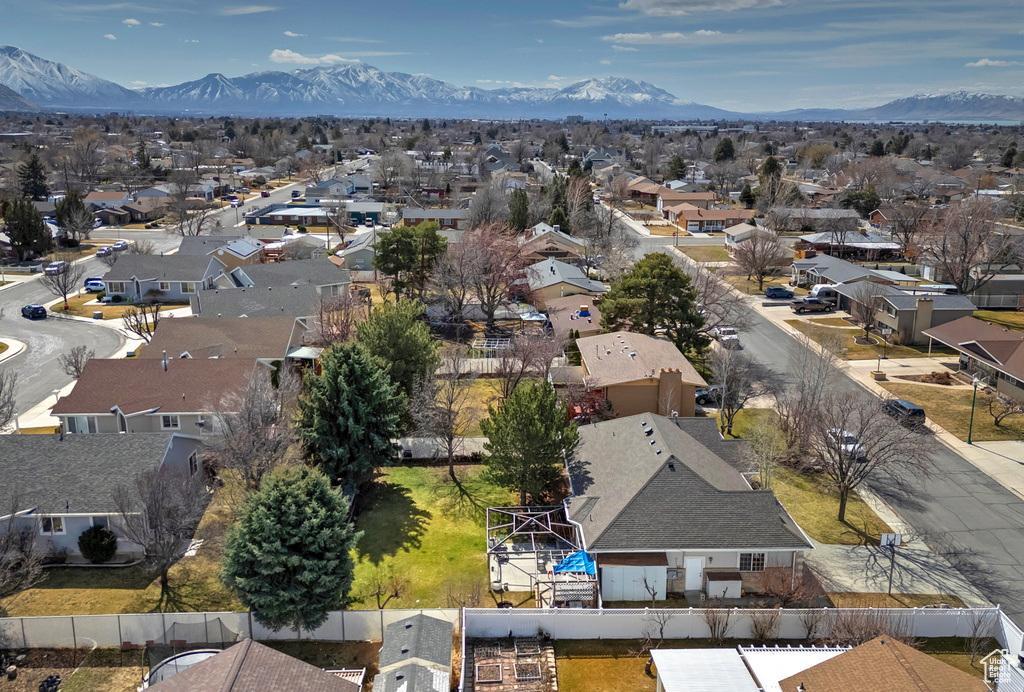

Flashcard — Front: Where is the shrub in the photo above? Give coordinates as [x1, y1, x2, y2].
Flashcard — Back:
[297, 225, 307, 233]
[78, 525, 118, 563]
[111, 295, 123, 303]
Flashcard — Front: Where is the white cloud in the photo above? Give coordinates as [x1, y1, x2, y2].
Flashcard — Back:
[693, 29, 721, 36]
[284, 30, 305, 37]
[618, 0, 783, 15]
[149, 22, 164, 26]
[220, 5, 278, 15]
[604, 30, 726, 43]
[130, 80, 147, 85]
[268, 48, 352, 65]
[547, 75, 565, 81]
[184, 39, 199, 43]
[122, 17, 140, 25]
[537, 39, 543, 43]
[104, 33, 117, 40]
[600, 59, 613, 65]
[612, 45, 639, 52]
[965, 58, 1022, 67]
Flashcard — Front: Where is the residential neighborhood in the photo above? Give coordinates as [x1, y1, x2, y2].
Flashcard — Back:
[2, 24, 1024, 692]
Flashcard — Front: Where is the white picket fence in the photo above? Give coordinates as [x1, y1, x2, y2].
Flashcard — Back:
[0, 609, 460, 649]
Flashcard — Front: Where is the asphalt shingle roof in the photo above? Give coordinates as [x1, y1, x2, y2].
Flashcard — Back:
[230, 259, 350, 289]
[379, 615, 453, 672]
[566, 415, 811, 552]
[141, 316, 297, 360]
[191, 285, 319, 318]
[373, 664, 449, 692]
[104, 254, 216, 283]
[526, 258, 608, 293]
[176, 236, 246, 256]
[0, 433, 175, 515]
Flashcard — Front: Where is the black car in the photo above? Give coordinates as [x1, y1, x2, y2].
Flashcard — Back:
[883, 398, 926, 428]
[21, 304, 47, 319]
[695, 385, 725, 406]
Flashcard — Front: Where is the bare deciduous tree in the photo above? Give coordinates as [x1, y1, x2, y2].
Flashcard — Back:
[847, 280, 889, 341]
[826, 608, 916, 647]
[682, 261, 747, 342]
[57, 345, 95, 379]
[733, 229, 788, 291]
[702, 599, 734, 645]
[467, 182, 509, 229]
[757, 566, 823, 607]
[965, 608, 997, 665]
[310, 291, 368, 346]
[709, 348, 780, 436]
[748, 605, 782, 644]
[576, 205, 638, 280]
[807, 391, 934, 522]
[165, 169, 217, 237]
[214, 369, 297, 492]
[413, 345, 477, 483]
[0, 493, 45, 606]
[565, 176, 592, 227]
[41, 252, 86, 311]
[444, 572, 483, 608]
[430, 239, 477, 327]
[887, 203, 930, 258]
[466, 223, 527, 329]
[772, 332, 846, 449]
[112, 466, 209, 606]
[989, 395, 1024, 427]
[99, 238, 155, 268]
[120, 303, 162, 343]
[0, 369, 15, 431]
[747, 416, 788, 491]
[361, 562, 409, 609]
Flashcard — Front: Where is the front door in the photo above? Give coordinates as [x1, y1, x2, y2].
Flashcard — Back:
[684, 557, 704, 591]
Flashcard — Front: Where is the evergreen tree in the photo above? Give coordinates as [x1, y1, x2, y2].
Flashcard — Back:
[548, 206, 570, 233]
[869, 140, 885, 157]
[666, 154, 687, 180]
[356, 299, 439, 397]
[739, 183, 756, 208]
[136, 140, 151, 169]
[4, 198, 52, 260]
[297, 344, 404, 487]
[600, 252, 708, 355]
[55, 190, 93, 243]
[422, 118, 431, 132]
[371, 221, 446, 298]
[1002, 145, 1017, 169]
[221, 467, 361, 632]
[567, 159, 584, 179]
[508, 188, 529, 232]
[481, 381, 579, 505]
[18, 153, 49, 201]
[713, 137, 735, 163]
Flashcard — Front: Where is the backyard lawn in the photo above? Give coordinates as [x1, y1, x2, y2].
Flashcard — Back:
[463, 377, 502, 437]
[975, 310, 1024, 332]
[878, 382, 1024, 442]
[348, 465, 515, 609]
[785, 320, 958, 361]
[678, 245, 730, 263]
[51, 293, 183, 320]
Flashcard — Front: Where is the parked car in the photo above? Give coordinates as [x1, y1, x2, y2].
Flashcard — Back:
[84, 278, 105, 292]
[827, 428, 866, 461]
[765, 286, 794, 299]
[883, 398, 926, 429]
[695, 385, 725, 406]
[239, 187, 250, 194]
[261, 190, 270, 198]
[711, 326, 740, 348]
[44, 261, 68, 275]
[112, 241, 129, 252]
[807, 284, 839, 304]
[96, 246, 112, 257]
[291, 190, 301, 198]
[21, 304, 46, 319]
[791, 298, 833, 314]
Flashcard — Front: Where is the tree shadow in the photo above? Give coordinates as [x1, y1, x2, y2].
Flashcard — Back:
[354, 481, 431, 565]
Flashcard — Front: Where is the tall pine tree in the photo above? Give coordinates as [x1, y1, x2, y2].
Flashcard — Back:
[508, 189, 529, 232]
[297, 344, 404, 487]
[4, 198, 52, 260]
[18, 153, 49, 201]
[221, 467, 361, 631]
[356, 299, 439, 397]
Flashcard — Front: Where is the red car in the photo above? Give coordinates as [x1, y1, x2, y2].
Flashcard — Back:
[261, 191, 270, 198]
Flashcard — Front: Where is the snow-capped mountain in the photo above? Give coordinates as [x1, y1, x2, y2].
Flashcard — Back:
[0, 82, 39, 112]
[0, 46, 142, 108]
[764, 90, 1024, 123]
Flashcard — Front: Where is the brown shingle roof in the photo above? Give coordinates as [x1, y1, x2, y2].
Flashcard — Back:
[922, 316, 1024, 380]
[577, 331, 706, 388]
[778, 636, 989, 691]
[141, 316, 297, 360]
[52, 358, 255, 416]
[146, 639, 360, 692]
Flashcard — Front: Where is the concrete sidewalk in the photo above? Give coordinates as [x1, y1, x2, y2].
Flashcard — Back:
[0, 338, 26, 365]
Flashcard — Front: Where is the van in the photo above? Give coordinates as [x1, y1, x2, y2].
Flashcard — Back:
[808, 284, 839, 304]
[883, 398, 926, 428]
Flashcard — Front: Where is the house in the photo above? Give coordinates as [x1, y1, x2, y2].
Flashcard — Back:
[374, 614, 453, 692]
[544, 294, 602, 340]
[526, 258, 608, 307]
[335, 232, 376, 270]
[665, 204, 755, 233]
[565, 415, 813, 601]
[207, 237, 265, 270]
[121, 197, 166, 222]
[223, 258, 351, 296]
[773, 207, 861, 234]
[657, 190, 716, 212]
[137, 181, 217, 202]
[103, 255, 223, 303]
[401, 208, 468, 230]
[520, 223, 585, 262]
[833, 284, 976, 345]
[798, 228, 901, 260]
[778, 636, 989, 692]
[575, 331, 706, 418]
[651, 646, 850, 692]
[0, 433, 204, 559]
[146, 639, 360, 692]
[84, 190, 132, 209]
[190, 284, 321, 318]
[255, 201, 384, 226]
[52, 358, 257, 435]
[92, 206, 130, 226]
[627, 176, 663, 205]
[790, 252, 883, 287]
[141, 316, 299, 361]
[922, 316, 1024, 402]
[724, 223, 760, 253]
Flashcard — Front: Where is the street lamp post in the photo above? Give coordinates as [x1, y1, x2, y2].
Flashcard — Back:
[967, 376, 981, 445]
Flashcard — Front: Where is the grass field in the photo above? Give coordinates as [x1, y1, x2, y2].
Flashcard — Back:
[879, 381, 1024, 442]
[722, 272, 804, 296]
[52, 293, 182, 319]
[0, 341, 8, 356]
[785, 320, 958, 361]
[679, 245, 731, 263]
[975, 309, 1024, 332]
[348, 465, 515, 609]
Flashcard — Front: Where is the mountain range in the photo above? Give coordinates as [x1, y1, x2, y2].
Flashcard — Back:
[1, 45, 1023, 123]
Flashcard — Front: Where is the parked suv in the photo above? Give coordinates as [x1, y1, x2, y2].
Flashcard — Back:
[791, 298, 833, 314]
[883, 398, 926, 428]
[21, 304, 47, 319]
[765, 286, 795, 299]
[44, 261, 68, 275]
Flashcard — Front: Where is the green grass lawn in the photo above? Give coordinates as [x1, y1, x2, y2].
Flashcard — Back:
[975, 310, 1024, 332]
[785, 320, 958, 361]
[679, 245, 731, 263]
[879, 382, 1024, 442]
[463, 378, 502, 437]
[348, 465, 515, 609]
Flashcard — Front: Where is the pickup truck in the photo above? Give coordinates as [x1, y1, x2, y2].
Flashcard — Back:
[791, 298, 833, 314]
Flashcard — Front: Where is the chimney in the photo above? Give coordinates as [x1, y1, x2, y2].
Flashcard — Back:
[162, 350, 168, 371]
[914, 297, 934, 342]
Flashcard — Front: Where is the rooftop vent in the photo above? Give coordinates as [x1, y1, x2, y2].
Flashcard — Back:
[649, 440, 656, 445]
[644, 427, 653, 436]
[656, 450, 663, 455]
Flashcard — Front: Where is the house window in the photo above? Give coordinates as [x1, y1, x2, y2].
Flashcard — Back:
[91, 516, 108, 528]
[1004, 374, 1020, 387]
[161, 415, 180, 430]
[66, 415, 98, 434]
[106, 281, 125, 294]
[41, 517, 65, 535]
[181, 282, 196, 294]
[739, 553, 766, 572]
[188, 451, 200, 476]
[159, 281, 171, 291]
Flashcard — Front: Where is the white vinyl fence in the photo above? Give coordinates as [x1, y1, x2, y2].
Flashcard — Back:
[0, 609, 459, 649]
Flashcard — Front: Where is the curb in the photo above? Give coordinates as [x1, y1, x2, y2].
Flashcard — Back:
[0, 338, 27, 365]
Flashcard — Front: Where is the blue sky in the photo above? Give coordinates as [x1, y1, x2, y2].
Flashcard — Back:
[6, 0, 1024, 111]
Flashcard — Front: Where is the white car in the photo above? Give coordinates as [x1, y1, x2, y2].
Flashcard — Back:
[828, 429, 866, 461]
[44, 260, 68, 275]
[712, 326, 740, 348]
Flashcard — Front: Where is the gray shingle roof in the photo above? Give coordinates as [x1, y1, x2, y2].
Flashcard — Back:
[230, 259, 350, 289]
[176, 236, 246, 256]
[527, 259, 608, 293]
[373, 664, 449, 692]
[0, 434, 175, 515]
[833, 283, 976, 312]
[191, 285, 319, 318]
[792, 254, 874, 284]
[104, 254, 216, 282]
[566, 415, 811, 552]
[379, 615, 453, 672]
